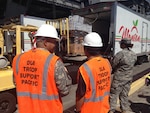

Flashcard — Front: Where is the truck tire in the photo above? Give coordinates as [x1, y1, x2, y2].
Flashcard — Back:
[0, 92, 16, 113]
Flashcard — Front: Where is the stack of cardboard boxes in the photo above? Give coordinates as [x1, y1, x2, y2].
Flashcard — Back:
[68, 15, 92, 55]
[69, 30, 87, 55]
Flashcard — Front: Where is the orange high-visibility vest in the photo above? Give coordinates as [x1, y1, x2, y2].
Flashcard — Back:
[12, 49, 62, 113]
[78, 57, 111, 113]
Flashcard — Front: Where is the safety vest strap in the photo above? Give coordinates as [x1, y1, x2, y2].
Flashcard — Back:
[42, 54, 54, 93]
[82, 63, 110, 103]
[16, 53, 23, 74]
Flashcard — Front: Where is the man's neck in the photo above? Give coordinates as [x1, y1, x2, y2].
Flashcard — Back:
[87, 55, 101, 60]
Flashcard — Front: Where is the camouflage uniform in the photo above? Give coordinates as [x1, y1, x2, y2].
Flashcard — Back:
[109, 48, 137, 112]
[55, 60, 72, 96]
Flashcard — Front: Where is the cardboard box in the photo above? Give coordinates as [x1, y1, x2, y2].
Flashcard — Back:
[69, 36, 83, 44]
[69, 30, 87, 37]
[69, 43, 84, 55]
[68, 15, 92, 32]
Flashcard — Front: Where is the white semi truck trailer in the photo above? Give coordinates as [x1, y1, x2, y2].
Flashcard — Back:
[72, 2, 150, 64]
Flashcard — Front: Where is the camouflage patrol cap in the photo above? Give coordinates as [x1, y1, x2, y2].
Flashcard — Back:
[120, 38, 133, 47]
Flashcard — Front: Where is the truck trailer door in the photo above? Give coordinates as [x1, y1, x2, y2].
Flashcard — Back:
[141, 22, 148, 52]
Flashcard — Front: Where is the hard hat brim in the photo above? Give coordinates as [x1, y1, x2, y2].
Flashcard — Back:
[34, 34, 60, 40]
[82, 42, 103, 47]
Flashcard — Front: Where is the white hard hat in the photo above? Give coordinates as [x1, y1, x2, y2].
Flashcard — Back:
[83, 32, 103, 47]
[35, 24, 59, 40]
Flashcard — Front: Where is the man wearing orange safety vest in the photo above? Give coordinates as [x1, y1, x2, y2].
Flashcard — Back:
[12, 24, 72, 113]
[75, 32, 112, 113]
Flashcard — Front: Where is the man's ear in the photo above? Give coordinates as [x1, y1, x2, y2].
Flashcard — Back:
[43, 39, 48, 47]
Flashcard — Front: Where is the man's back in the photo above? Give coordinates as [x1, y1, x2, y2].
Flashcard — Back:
[78, 56, 111, 113]
[13, 49, 63, 113]
[112, 48, 137, 81]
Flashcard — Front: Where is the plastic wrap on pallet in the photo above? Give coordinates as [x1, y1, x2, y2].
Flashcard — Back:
[69, 15, 84, 24]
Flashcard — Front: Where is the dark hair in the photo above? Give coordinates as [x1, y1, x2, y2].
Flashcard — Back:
[84, 46, 102, 56]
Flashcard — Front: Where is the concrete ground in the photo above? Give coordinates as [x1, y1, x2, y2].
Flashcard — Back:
[112, 83, 150, 113]
[128, 85, 150, 113]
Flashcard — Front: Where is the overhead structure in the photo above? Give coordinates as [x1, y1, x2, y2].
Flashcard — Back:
[88, 0, 127, 5]
[37, 0, 81, 9]
[0, 0, 150, 26]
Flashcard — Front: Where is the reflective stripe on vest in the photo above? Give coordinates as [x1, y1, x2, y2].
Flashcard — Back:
[16, 53, 23, 74]
[15, 54, 59, 100]
[17, 92, 58, 100]
[83, 63, 110, 103]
